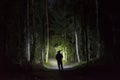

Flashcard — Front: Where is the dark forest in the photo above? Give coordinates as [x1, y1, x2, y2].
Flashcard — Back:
[0, 0, 120, 80]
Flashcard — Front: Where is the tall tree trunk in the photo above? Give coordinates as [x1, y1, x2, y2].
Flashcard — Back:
[39, 0, 44, 66]
[74, 16, 80, 62]
[96, 0, 100, 59]
[83, 1, 89, 63]
[81, 24, 85, 61]
[31, 0, 36, 63]
[63, 32, 67, 62]
[84, 24, 89, 63]
[26, 0, 30, 62]
[75, 30, 80, 62]
[28, 0, 36, 64]
[45, 0, 49, 63]
[87, 25, 91, 60]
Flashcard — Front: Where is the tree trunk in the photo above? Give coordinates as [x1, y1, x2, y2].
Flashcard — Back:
[87, 25, 91, 61]
[74, 16, 80, 62]
[84, 25, 89, 63]
[96, 0, 100, 59]
[26, 0, 30, 62]
[45, 0, 49, 63]
[27, 0, 36, 64]
[39, 0, 44, 66]
[83, 1, 89, 63]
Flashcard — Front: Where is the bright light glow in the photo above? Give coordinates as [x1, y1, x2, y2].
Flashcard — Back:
[49, 59, 57, 66]
[44, 59, 79, 70]
[63, 51, 65, 61]
[55, 46, 67, 61]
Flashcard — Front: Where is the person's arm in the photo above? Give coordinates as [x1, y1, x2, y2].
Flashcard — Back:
[61, 54, 63, 58]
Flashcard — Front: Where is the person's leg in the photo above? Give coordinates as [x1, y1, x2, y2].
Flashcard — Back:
[57, 61, 60, 71]
[61, 62, 63, 70]
[58, 65, 60, 71]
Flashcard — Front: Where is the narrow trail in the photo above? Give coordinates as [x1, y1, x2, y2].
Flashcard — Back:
[44, 59, 79, 70]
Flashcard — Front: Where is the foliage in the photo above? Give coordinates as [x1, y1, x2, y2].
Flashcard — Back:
[49, 35, 76, 63]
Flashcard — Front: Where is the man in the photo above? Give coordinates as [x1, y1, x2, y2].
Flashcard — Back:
[56, 51, 63, 71]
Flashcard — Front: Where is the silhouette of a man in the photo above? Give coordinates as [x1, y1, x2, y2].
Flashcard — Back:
[56, 51, 63, 71]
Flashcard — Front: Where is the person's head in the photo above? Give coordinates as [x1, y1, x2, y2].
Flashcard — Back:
[58, 51, 60, 54]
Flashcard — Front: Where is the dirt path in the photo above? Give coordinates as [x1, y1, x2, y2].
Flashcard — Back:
[0, 64, 120, 80]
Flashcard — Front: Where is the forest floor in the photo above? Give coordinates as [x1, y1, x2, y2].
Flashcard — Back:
[0, 62, 120, 80]
[44, 59, 80, 70]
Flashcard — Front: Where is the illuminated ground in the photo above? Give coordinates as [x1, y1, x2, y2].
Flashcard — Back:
[44, 59, 79, 70]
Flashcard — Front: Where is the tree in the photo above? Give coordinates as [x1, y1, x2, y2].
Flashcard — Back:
[73, 16, 80, 62]
[45, 0, 49, 63]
